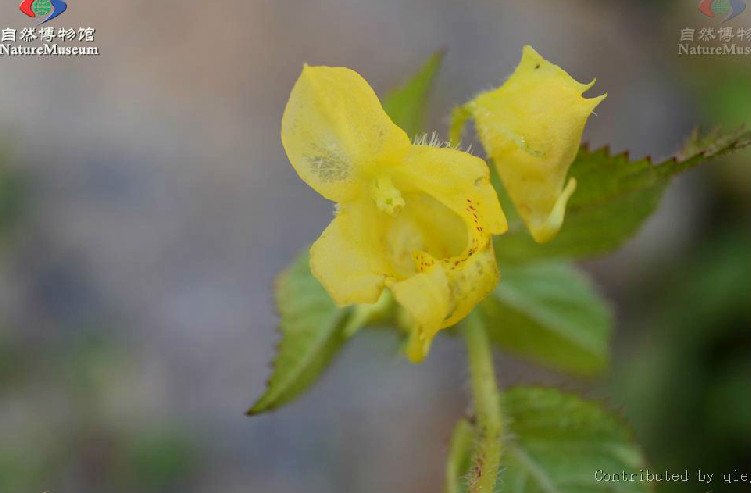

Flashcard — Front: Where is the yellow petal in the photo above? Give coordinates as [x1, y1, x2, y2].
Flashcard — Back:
[440, 243, 499, 328]
[396, 145, 508, 240]
[383, 145, 506, 362]
[310, 199, 392, 306]
[282, 65, 411, 203]
[469, 45, 606, 243]
[390, 243, 500, 363]
[388, 265, 450, 362]
[380, 191, 468, 278]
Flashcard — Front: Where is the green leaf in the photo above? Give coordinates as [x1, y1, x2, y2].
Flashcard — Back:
[477, 261, 612, 375]
[247, 251, 353, 415]
[445, 418, 475, 493]
[447, 388, 650, 493]
[383, 49, 445, 137]
[499, 387, 651, 493]
[496, 126, 751, 264]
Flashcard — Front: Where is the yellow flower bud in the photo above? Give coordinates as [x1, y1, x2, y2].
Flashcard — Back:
[468, 46, 606, 243]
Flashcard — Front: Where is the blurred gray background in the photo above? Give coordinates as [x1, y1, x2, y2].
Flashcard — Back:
[0, 0, 749, 491]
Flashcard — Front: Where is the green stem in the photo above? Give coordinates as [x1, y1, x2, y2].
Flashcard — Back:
[464, 312, 503, 493]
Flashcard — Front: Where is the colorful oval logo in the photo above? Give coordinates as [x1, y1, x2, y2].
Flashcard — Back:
[699, 0, 747, 22]
[19, 0, 68, 24]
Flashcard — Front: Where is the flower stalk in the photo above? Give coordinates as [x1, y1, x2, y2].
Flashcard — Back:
[464, 312, 503, 493]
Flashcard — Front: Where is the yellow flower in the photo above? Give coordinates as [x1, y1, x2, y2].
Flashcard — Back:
[282, 65, 507, 362]
[467, 45, 606, 243]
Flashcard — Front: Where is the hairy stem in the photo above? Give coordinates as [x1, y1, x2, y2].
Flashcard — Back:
[464, 312, 503, 493]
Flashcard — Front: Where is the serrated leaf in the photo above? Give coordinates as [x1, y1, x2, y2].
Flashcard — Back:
[477, 261, 612, 375]
[247, 251, 353, 415]
[499, 387, 650, 493]
[450, 387, 650, 493]
[495, 126, 751, 264]
[383, 49, 445, 137]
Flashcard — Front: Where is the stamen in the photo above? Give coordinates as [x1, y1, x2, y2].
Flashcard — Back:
[371, 176, 405, 215]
